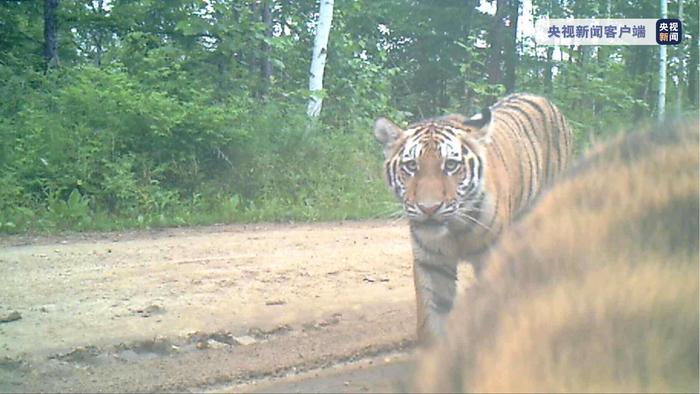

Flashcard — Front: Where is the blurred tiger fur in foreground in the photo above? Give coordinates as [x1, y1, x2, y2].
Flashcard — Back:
[413, 122, 699, 393]
[374, 94, 572, 343]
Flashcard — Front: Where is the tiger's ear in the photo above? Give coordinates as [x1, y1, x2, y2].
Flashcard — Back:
[374, 117, 404, 157]
[462, 107, 492, 144]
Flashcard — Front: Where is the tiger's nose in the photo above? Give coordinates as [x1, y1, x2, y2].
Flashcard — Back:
[417, 202, 442, 216]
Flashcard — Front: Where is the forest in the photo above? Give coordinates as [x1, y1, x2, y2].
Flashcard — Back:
[1, 0, 698, 233]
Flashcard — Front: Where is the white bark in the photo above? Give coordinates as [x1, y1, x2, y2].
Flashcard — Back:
[307, 0, 334, 118]
[676, 0, 684, 118]
[658, 0, 667, 122]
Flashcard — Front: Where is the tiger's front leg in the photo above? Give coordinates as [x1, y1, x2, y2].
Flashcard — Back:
[412, 246, 459, 344]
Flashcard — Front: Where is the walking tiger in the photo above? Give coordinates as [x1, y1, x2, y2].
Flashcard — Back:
[374, 93, 572, 343]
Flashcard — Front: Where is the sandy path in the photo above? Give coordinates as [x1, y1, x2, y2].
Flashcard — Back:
[0, 220, 420, 392]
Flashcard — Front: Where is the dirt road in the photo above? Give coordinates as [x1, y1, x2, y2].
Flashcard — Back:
[0, 220, 424, 392]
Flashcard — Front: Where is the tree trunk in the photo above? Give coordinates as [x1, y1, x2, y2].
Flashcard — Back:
[307, 0, 334, 118]
[595, 46, 612, 115]
[630, 47, 652, 120]
[88, 0, 105, 67]
[504, 0, 519, 93]
[657, 0, 667, 122]
[487, 0, 508, 88]
[675, 0, 684, 117]
[689, 30, 699, 108]
[545, 46, 554, 94]
[594, 0, 613, 115]
[43, 0, 59, 70]
[542, 0, 557, 96]
[248, 1, 260, 76]
[458, 0, 479, 114]
[260, 0, 273, 93]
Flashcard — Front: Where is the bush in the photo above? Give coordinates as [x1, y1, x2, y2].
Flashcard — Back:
[0, 66, 396, 233]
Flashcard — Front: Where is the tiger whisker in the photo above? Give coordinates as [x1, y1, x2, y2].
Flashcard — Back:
[391, 214, 407, 225]
[459, 209, 494, 233]
[388, 209, 405, 219]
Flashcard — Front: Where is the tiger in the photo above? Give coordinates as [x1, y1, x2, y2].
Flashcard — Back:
[413, 122, 700, 393]
[373, 93, 572, 343]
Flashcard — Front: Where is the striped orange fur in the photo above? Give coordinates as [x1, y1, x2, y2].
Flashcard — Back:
[413, 122, 699, 392]
[374, 93, 572, 343]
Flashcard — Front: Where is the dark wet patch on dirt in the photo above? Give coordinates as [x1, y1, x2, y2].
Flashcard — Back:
[131, 304, 166, 318]
[248, 324, 293, 340]
[302, 313, 343, 331]
[114, 337, 175, 361]
[44, 323, 302, 368]
[49, 345, 101, 364]
[0, 356, 29, 372]
[0, 311, 22, 323]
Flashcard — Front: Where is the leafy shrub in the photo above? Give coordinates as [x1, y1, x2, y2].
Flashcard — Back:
[0, 65, 395, 233]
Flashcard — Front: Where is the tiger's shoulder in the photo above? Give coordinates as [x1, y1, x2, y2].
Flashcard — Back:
[413, 121, 700, 392]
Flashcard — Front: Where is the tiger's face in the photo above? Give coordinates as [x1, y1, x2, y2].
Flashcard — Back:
[374, 110, 492, 228]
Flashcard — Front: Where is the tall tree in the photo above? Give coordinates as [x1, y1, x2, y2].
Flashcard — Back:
[658, 0, 668, 121]
[676, 0, 684, 117]
[487, 0, 508, 87]
[544, 46, 554, 94]
[487, 0, 519, 96]
[504, 0, 520, 93]
[43, 0, 59, 70]
[689, 31, 699, 107]
[261, 0, 273, 92]
[86, 0, 109, 67]
[307, 0, 334, 117]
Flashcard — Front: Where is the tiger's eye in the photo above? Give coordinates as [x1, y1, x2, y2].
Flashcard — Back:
[445, 159, 461, 172]
[403, 160, 418, 172]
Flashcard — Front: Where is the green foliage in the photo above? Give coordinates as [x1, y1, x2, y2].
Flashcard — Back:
[0, 0, 697, 234]
[0, 63, 394, 233]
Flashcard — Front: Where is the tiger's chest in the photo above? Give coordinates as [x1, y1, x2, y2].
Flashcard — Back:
[410, 195, 500, 262]
[411, 224, 459, 257]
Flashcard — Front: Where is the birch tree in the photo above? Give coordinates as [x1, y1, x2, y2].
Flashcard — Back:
[676, 0, 684, 118]
[306, 0, 334, 118]
[658, 0, 667, 122]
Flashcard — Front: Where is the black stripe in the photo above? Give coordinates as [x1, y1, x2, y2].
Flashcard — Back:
[417, 262, 458, 282]
[419, 285, 455, 314]
[463, 178, 478, 197]
[536, 99, 555, 184]
[392, 160, 401, 188]
[468, 156, 478, 182]
[501, 104, 545, 202]
[432, 132, 449, 144]
[460, 192, 486, 235]
[385, 161, 393, 187]
[488, 136, 509, 181]
[525, 97, 563, 177]
[470, 191, 484, 214]
[486, 188, 501, 231]
[542, 99, 564, 178]
[499, 108, 541, 201]
[554, 104, 571, 168]
[432, 293, 454, 314]
[500, 104, 542, 155]
[488, 134, 511, 204]
[493, 113, 527, 208]
[410, 227, 445, 256]
[434, 129, 453, 140]
[518, 96, 561, 183]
